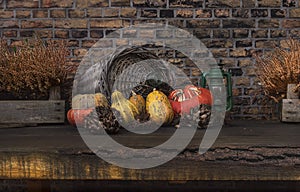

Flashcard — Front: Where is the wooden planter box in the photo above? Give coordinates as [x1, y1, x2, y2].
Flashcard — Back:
[0, 87, 65, 127]
[0, 100, 65, 125]
[281, 84, 300, 122]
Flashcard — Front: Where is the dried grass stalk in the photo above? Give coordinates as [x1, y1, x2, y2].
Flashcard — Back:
[255, 38, 300, 102]
[0, 37, 72, 99]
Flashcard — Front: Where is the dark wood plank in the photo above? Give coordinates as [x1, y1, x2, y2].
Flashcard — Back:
[0, 120, 299, 181]
[0, 100, 65, 124]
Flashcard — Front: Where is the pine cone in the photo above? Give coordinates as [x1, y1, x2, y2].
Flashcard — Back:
[172, 104, 211, 129]
[84, 106, 121, 134]
[197, 104, 211, 129]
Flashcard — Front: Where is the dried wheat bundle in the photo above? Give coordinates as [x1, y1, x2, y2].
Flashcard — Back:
[0, 37, 71, 99]
[255, 38, 300, 102]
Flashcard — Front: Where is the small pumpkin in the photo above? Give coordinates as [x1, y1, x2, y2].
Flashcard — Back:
[67, 108, 93, 126]
[169, 85, 212, 114]
[94, 93, 109, 108]
[129, 91, 146, 115]
[146, 89, 174, 125]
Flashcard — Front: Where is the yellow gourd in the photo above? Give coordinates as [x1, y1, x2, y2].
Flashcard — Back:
[111, 90, 139, 126]
[146, 89, 174, 125]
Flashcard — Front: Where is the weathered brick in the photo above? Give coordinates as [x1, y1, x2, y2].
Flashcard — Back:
[238, 59, 253, 67]
[111, 0, 130, 6]
[251, 30, 268, 38]
[255, 40, 277, 48]
[236, 40, 252, 47]
[66, 40, 79, 47]
[169, 0, 203, 8]
[105, 30, 121, 37]
[20, 30, 35, 37]
[16, 10, 31, 18]
[42, 0, 73, 8]
[141, 9, 158, 18]
[21, 20, 52, 28]
[213, 29, 230, 38]
[206, 0, 240, 8]
[186, 20, 220, 28]
[7, 0, 39, 8]
[195, 9, 212, 18]
[33, 10, 49, 18]
[211, 49, 228, 57]
[55, 30, 69, 38]
[69, 9, 86, 18]
[176, 9, 194, 18]
[283, 0, 297, 7]
[258, 19, 280, 28]
[156, 30, 173, 39]
[133, 0, 166, 7]
[138, 30, 155, 38]
[3, 30, 18, 37]
[90, 19, 128, 28]
[257, 0, 281, 7]
[122, 29, 137, 38]
[120, 8, 137, 18]
[71, 30, 87, 38]
[290, 8, 300, 18]
[168, 20, 185, 28]
[35, 30, 53, 38]
[87, 9, 102, 18]
[251, 9, 268, 17]
[230, 48, 248, 57]
[228, 67, 243, 76]
[77, 0, 109, 8]
[270, 30, 286, 38]
[220, 58, 236, 67]
[233, 29, 249, 38]
[232, 9, 250, 18]
[191, 29, 211, 38]
[50, 10, 66, 18]
[90, 30, 104, 38]
[214, 9, 230, 18]
[234, 77, 251, 86]
[0, 10, 14, 19]
[289, 29, 300, 37]
[242, 0, 255, 8]
[244, 67, 256, 76]
[282, 20, 300, 28]
[82, 40, 98, 48]
[206, 39, 233, 48]
[103, 8, 119, 18]
[271, 9, 286, 18]
[223, 19, 255, 28]
[55, 19, 88, 29]
[160, 10, 174, 18]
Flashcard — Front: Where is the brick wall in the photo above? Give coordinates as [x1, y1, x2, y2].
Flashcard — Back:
[0, 0, 299, 119]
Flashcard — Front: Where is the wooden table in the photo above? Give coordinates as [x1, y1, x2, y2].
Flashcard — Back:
[0, 120, 299, 191]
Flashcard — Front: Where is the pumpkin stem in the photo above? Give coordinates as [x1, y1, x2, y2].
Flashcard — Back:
[131, 90, 137, 96]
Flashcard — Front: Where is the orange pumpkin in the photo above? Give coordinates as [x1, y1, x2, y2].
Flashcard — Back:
[67, 108, 93, 126]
